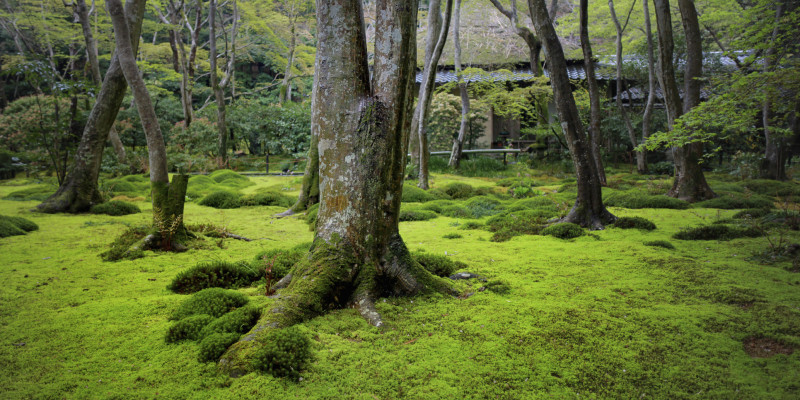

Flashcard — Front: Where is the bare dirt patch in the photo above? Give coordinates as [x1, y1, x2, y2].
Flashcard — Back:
[743, 337, 794, 358]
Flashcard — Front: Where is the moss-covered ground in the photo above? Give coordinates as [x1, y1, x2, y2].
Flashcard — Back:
[1, 169, 799, 399]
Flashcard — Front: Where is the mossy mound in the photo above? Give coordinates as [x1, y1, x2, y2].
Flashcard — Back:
[413, 252, 467, 277]
[168, 260, 261, 294]
[464, 196, 505, 218]
[486, 211, 547, 242]
[419, 200, 455, 214]
[443, 233, 462, 239]
[198, 305, 261, 339]
[459, 221, 483, 230]
[613, 217, 657, 231]
[442, 182, 474, 199]
[605, 190, 690, 209]
[198, 332, 241, 363]
[164, 314, 215, 343]
[241, 191, 296, 208]
[305, 204, 319, 228]
[402, 184, 437, 203]
[440, 205, 473, 219]
[740, 180, 800, 198]
[254, 242, 310, 280]
[399, 207, 438, 222]
[209, 169, 254, 190]
[187, 175, 217, 194]
[104, 175, 150, 197]
[100, 225, 148, 261]
[485, 279, 511, 294]
[199, 191, 242, 209]
[541, 222, 584, 239]
[3, 185, 56, 201]
[170, 288, 249, 320]
[694, 194, 774, 210]
[428, 188, 452, 200]
[0, 215, 38, 233]
[673, 225, 761, 241]
[251, 326, 312, 379]
[733, 208, 771, 219]
[90, 200, 141, 216]
[644, 240, 676, 250]
[506, 196, 561, 217]
[0, 219, 26, 238]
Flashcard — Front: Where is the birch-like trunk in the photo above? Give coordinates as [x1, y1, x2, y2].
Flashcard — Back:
[448, 0, 469, 168]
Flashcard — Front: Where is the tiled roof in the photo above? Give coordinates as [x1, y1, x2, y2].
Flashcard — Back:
[415, 63, 614, 84]
[614, 87, 713, 102]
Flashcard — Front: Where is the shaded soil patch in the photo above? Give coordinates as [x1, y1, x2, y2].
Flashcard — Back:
[743, 337, 794, 358]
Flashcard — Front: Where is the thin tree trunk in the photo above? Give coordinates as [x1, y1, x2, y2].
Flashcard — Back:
[448, 0, 469, 168]
[417, 0, 454, 189]
[664, 0, 715, 201]
[488, 0, 543, 76]
[640, 0, 656, 174]
[579, 0, 606, 184]
[209, 0, 228, 166]
[528, 0, 615, 229]
[760, 2, 787, 180]
[219, 0, 454, 376]
[279, 18, 296, 104]
[37, 0, 146, 213]
[107, 0, 188, 249]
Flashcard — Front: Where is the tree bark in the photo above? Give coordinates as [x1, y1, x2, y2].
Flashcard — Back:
[640, 0, 657, 174]
[219, 0, 454, 376]
[663, 0, 715, 201]
[417, 0, 454, 189]
[209, 0, 228, 166]
[528, 0, 615, 229]
[279, 14, 297, 104]
[760, 2, 788, 180]
[579, 0, 606, 184]
[37, 0, 145, 213]
[448, 0, 469, 168]
[488, 0, 543, 76]
[107, 0, 188, 249]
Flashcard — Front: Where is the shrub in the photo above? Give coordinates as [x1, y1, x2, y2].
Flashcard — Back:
[413, 252, 467, 277]
[402, 184, 436, 203]
[90, 200, 140, 216]
[164, 314, 215, 343]
[464, 196, 504, 218]
[168, 260, 261, 294]
[694, 194, 774, 210]
[541, 222, 584, 239]
[198, 306, 261, 339]
[443, 233, 462, 239]
[170, 288, 249, 320]
[733, 208, 771, 219]
[253, 243, 309, 279]
[644, 240, 675, 250]
[0, 215, 38, 232]
[3, 185, 55, 201]
[613, 217, 657, 231]
[673, 225, 761, 241]
[100, 225, 148, 261]
[240, 191, 295, 208]
[605, 191, 689, 209]
[199, 191, 242, 209]
[0, 219, 26, 238]
[443, 182, 474, 199]
[459, 221, 483, 230]
[198, 332, 241, 363]
[251, 326, 312, 379]
[440, 205, 473, 219]
[399, 208, 438, 221]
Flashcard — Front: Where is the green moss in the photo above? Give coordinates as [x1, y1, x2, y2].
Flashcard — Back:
[251, 326, 312, 379]
[605, 190, 690, 209]
[3, 185, 56, 201]
[485, 279, 511, 294]
[440, 205, 473, 219]
[399, 207, 438, 222]
[253, 243, 310, 279]
[644, 240, 676, 250]
[198, 191, 242, 209]
[443, 233, 462, 239]
[99, 225, 148, 261]
[694, 194, 774, 210]
[170, 288, 249, 320]
[613, 217, 657, 231]
[402, 184, 437, 203]
[464, 196, 505, 218]
[198, 306, 261, 339]
[164, 314, 215, 343]
[90, 200, 141, 216]
[741, 180, 800, 197]
[168, 260, 261, 294]
[733, 208, 771, 219]
[459, 221, 483, 230]
[305, 203, 320, 226]
[442, 182, 474, 199]
[198, 332, 241, 363]
[541, 222, 584, 239]
[240, 191, 295, 207]
[419, 200, 455, 214]
[0, 215, 38, 232]
[209, 170, 253, 188]
[673, 225, 761, 241]
[0, 219, 26, 238]
[428, 188, 453, 200]
[413, 251, 467, 277]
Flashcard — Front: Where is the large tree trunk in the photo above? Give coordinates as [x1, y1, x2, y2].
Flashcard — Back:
[219, 0, 454, 376]
[448, 0, 469, 168]
[209, 0, 228, 166]
[37, 0, 145, 213]
[107, 0, 188, 249]
[579, 0, 606, 185]
[528, 0, 615, 229]
[640, 0, 657, 174]
[660, 0, 714, 201]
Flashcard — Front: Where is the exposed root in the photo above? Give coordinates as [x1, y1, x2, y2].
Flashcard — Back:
[220, 232, 252, 241]
[355, 295, 383, 327]
[273, 209, 296, 219]
[272, 273, 292, 290]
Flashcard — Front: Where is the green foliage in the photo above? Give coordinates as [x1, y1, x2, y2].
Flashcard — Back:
[164, 315, 215, 343]
[464, 196, 505, 218]
[733, 208, 771, 219]
[305, 203, 319, 227]
[198, 306, 261, 339]
[673, 225, 761, 241]
[694, 194, 774, 210]
[168, 261, 261, 294]
[613, 217, 657, 231]
[741, 180, 800, 198]
[426, 93, 489, 151]
[251, 326, 312, 379]
[199, 191, 242, 209]
[228, 100, 311, 158]
[90, 201, 141, 216]
[413, 252, 467, 277]
[644, 240, 676, 250]
[0, 215, 38, 232]
[605, 190, 690, 209]
[402, 184, 437, 203]
[169, 288, 249, 320]
[254, 242, 310, 279]
[100, 225, 148, 261]
[197, 333, 241, 363]
[399, 207, 439, 222]
[443, 182, 474, 199]
[3, 185, 56, 201]
[541, 223, 584, 239]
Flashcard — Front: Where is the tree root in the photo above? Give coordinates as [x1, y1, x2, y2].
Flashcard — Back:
[273, 209, 296, 219]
